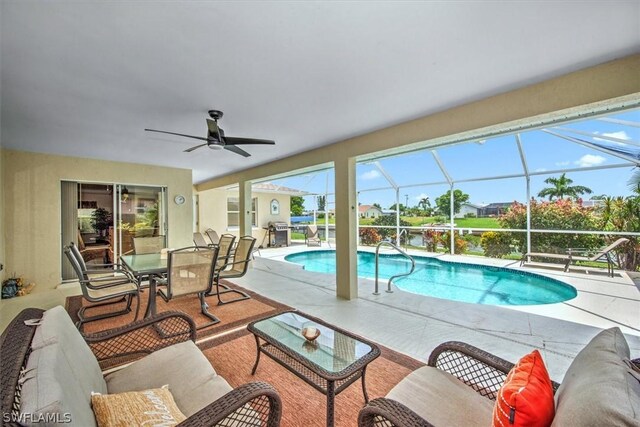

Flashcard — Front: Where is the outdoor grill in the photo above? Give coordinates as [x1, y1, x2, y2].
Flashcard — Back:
[267, 221, 289, 247]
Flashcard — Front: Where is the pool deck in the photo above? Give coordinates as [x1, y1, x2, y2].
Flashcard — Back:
[234, 242, 640, 380]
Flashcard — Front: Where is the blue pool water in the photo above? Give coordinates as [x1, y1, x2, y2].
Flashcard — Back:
[284, 250, 577, 306]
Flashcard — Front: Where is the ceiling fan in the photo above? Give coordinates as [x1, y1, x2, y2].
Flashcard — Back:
[145, 110, 275, 157]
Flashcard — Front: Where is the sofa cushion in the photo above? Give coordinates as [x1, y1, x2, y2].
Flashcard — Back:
[91, 386, 186, 427]
[492, 349, 555, 427]
[19, 342, 100, 427]
[386, 365, 494, 426]
[105, 340, 233, 417]
[551, 327, 640, 426]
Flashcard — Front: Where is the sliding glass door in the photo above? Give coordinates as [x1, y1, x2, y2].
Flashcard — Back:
[61, 182, 167, 281]
[114, 185, 167, 257]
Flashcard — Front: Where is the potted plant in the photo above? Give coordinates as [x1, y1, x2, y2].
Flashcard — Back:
[90, 208, 112, 238]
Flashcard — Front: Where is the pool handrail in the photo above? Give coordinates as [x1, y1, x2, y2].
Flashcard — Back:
[374, 241, 416, 295]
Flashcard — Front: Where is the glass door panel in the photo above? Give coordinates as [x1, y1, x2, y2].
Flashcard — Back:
[115, 185, 167, 257]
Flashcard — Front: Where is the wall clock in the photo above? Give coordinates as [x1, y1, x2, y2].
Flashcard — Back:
[174, 195, 186, 205]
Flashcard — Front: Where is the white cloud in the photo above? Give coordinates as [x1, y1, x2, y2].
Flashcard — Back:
[360, 169, 381, 180]
[555, 161, 570, 166]
[575, 154, 606, 168]
[599, 131, 631, 141]
[535, 168, 547, 173]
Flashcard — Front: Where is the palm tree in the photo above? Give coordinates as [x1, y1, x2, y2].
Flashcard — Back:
[537, 173, 592, 200]
[418, 197, 430, 210]
[628, 169, 640, 194]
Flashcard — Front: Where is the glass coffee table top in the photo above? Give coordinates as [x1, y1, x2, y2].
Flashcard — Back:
[250, 311, 374, 374]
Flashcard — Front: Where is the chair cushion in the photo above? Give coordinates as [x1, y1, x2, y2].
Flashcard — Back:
[91, 386, 186, 427]
[386, 365, 494, 426]
[105, 341, 233, 417]
[492, 350, 554, 427]
[19, 342, 101, 427]
[551, 327, 640, 426]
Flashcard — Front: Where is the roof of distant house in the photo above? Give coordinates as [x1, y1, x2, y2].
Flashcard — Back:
[358, 204, 382, 213]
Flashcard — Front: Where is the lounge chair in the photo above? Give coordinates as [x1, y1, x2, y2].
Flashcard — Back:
[305, 225, 322, 247]
[521, 237, 629, 277]
[205, 228, 220, 245]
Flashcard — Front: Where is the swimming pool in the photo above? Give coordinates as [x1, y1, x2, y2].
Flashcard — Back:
[284, 250, 577, 306]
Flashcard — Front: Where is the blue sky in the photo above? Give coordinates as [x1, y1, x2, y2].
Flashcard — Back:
[270, 109, 639, 211]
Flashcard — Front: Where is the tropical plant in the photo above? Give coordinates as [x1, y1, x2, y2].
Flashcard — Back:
[317, 195, 326, 212]
[441, 230, 468, 254]
[480, 231, 513, 258]
[600, 196, 640, 271]
[359, 228, 381, 245]
[628, 169, 640, 194]
[499, 200, 602, 254]
[422, 229, 442, 252]
[434, 189, 469, 217]
[537, 173, 592, 200]
[371, 215, 411, 243]
[290, 196, 304, 216]
[90, 208, 112, 237]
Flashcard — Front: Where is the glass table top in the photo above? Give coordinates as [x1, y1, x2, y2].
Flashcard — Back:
[251, 312, 374, 374]
[120, 253, 167, 274]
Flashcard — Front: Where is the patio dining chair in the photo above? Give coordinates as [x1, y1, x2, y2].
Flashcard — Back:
[305, 225, 322, 247]
[64, 246, 140, 329]
[193, 231, 213, 247]
[133, 235, 166, 254]
[77, 231, 111, 264]
[210, 236, 255, 305]
[205, 228, 220, 245]
[156, 246, 220, 329]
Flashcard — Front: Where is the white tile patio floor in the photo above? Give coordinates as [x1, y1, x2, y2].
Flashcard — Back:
[2, 243, 638, 382]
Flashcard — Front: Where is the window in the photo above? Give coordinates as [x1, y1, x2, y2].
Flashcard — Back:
[227, 197, 257, 228]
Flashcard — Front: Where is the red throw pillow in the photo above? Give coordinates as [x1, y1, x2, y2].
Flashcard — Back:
[492, 349, 555, 427]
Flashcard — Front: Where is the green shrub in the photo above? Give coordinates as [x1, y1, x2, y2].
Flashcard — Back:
[499, 199, 602, 253]
[441, 231, 468, 254]
[422, 229, 442, 252]
[371, 215, 411, 244]
[464, 213, 477, 218]
[359, 228, 381, 245]
[480, 231, 513, 258]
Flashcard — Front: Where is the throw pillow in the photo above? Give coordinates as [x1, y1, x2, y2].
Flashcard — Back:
[492, 349, 555, 427]
[91, 386, 187, 427]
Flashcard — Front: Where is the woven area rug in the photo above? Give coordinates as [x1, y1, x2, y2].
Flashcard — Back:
[65, 280, 291, 339]
[199, 327, 425, 427]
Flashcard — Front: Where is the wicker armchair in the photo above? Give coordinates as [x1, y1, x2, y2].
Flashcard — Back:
[0, 308, 282, 427]
[358, 341, 560, 427]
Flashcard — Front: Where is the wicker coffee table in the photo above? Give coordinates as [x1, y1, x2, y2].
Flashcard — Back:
[248, 311, 380, 427]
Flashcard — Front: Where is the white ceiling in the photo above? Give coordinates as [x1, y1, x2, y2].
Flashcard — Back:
[1, 1, 638, 183]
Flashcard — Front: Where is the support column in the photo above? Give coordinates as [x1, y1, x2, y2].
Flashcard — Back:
[239, 180, 252, 237]
[449, 184, 455, 254]
[334, 157, 358, 300]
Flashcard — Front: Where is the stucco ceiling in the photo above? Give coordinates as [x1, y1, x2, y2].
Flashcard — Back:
[1, 1, 639, 183]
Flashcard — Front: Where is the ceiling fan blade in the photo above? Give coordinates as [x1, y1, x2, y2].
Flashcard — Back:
[206, 119, 221, 140]
[223, 145, 251, 157]
[145, 129, 209, 142]
[224, 136, 276, 145]
[184, 143, 209, 153]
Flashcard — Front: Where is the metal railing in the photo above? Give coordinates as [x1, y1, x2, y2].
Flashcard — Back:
[374, 241, 416, 295]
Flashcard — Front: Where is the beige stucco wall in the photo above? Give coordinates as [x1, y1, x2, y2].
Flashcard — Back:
[2, 149, 194, 292]
[197, 187, 290, 247]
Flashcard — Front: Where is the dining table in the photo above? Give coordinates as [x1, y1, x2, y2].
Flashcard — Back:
[120, 253, 167, 318]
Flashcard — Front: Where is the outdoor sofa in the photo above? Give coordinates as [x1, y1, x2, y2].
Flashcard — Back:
[0, 306, 281, 426]
[358, 328, 639, 426]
